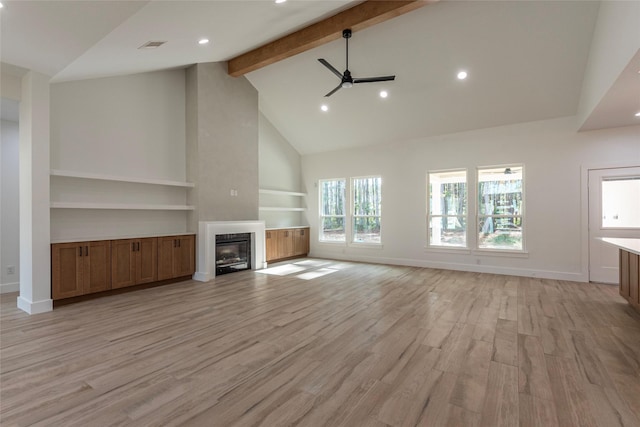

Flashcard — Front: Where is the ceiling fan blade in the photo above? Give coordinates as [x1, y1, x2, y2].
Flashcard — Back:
[318, 59, 344, 79]
[353, 75, 396, 84]
[325, 83, 343, 97]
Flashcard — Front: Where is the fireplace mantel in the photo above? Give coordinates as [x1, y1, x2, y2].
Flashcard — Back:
[194, 221, 266, 282]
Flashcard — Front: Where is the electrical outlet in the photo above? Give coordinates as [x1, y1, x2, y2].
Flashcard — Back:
[230, 189, 238, 197]
[7, 265, 15, 275]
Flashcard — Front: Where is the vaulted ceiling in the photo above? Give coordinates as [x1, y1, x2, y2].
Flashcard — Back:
[1, 1, 638, 154]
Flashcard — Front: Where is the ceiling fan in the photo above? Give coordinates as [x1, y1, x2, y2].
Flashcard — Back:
[318, 29, 395, 97]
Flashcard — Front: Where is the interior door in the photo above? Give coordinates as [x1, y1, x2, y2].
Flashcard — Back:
[588, 167, 640, 283]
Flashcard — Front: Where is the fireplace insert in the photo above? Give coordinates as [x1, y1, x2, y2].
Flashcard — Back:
[215, 233, 251, 275]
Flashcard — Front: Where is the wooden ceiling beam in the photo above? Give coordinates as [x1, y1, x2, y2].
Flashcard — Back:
[227, 0, 435, 77]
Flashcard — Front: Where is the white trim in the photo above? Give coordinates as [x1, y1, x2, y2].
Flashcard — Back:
[51, 169, 195, 188]
[309, 251, 585, 282]
[17, 296, 53, 314]
[0, 282, 19, 293]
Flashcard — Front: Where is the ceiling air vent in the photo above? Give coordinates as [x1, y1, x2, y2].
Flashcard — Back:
[138, 41, 167, 49]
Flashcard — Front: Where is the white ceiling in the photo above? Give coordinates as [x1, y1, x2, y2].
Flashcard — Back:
[1, 0, 638, 154]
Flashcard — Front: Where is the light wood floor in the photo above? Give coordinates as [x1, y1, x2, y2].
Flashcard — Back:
[2, 259, 640, 427]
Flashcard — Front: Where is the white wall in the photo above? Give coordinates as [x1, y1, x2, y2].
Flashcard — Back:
[302, 116, 640, 281]
[1, 119, 20, 292]
[50, 70, 189, 240]
[258, 112, 305, 228]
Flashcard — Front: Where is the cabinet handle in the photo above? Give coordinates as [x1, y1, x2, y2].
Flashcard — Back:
[178, 239, 181, 248]
[85, 246, 88, 256]
[137, 242, 140, 251]
[79, 246, 83, 257]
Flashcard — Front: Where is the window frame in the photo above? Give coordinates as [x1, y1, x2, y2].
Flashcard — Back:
[318, 178, 347, 244]
[426, 169, 469, 250]
[350, 175, 383, 245]
[476, 164, 526, 253]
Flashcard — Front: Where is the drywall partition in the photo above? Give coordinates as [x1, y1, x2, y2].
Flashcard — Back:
[301, 116, 640, 281]
[185, 62, 259, 229]
[18, 71, 52, 314]
[577, 1, 640, 128]
[1, 119, 20, 293]
[49, 70, 189, 240]
[258, 112, 304, 228]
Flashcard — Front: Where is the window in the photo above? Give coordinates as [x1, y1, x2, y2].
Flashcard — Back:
[601, 177, 640, 228]
[428, 170, 467, 247]
[478, 166, 524, 250]
[351, 176, 382, 244]
[319, 179, 346, 242]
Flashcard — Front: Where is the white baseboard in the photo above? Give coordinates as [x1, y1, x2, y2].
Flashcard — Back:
[0, 282, 19, 294]
[17, 296, 53, 314]
[309, 251, 587, 282]
[193, 272, 211, 282]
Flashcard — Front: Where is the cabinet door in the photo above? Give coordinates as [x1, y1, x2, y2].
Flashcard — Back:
[157, 236, 176, 280]
[52, 243, 84, 300]
[265, 231, 278, 262]
[294, 228, 309, 256]
[84, 241, 111, 294]
[111, 239, 136, 289]
[135, 238, 158, 284]
[174, 235, 195, 277]
[278, 230, 294, 259]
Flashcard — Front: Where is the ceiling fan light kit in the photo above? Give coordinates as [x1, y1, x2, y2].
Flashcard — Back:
[318, 29, 395, 97]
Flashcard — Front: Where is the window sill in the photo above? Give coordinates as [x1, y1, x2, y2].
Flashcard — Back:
[318, 240, 347, 246]
[348, 242, 383, 249]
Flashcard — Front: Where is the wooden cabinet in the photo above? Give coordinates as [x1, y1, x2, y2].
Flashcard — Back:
[111, 238, 157, 289]
[620, 249, 640, 311]
[158, 235, 195, 280]
[265, 227, 310, 263]
[51, 234, 194, 302]
[52, 241, 111, 300]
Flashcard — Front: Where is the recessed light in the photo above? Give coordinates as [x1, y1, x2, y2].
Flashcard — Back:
[379, 90, 388, 98]
[275, 0, 287, 3]
[198, 38, 209, 45]
[457, 70, 468, 80]
[320, 104, 329, 112]
[635, 111, 640, 117]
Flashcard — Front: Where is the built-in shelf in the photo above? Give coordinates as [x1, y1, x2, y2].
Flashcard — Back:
[259, 207, 306, 212]
[51, 169, 195, 188]
[50, 202, 195, 211]
[259, 189, 306, 197]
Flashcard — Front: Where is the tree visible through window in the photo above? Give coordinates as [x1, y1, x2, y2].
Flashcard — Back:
[319, 179, 346, 242]
[478, 166, 524, 250]
[428, 170, 467, 247]
[352, 176, 382, 244]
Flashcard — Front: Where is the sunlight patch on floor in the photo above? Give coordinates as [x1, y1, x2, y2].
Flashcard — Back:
[256, 264, 308, 276]
[296, 268, 338, 280]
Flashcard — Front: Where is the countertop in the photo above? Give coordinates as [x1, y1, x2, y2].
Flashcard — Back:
[51, 231, 195, 244]
[265, 226, 310, 231]
[600, 238, 640, 256]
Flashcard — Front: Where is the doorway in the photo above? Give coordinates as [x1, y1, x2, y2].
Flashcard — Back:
[588, 166, 640, 283]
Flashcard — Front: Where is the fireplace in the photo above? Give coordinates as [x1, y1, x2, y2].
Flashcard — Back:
[216, 233, 251, 275]
[195, 221, 266, 282]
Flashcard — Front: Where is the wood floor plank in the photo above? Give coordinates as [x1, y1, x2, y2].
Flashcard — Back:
[1, 259, 639, 426]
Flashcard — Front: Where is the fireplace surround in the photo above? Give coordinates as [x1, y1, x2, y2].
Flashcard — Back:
[194, 221, 266, 281]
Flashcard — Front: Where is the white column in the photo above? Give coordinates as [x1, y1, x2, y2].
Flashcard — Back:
[17, 71, 52, 314]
